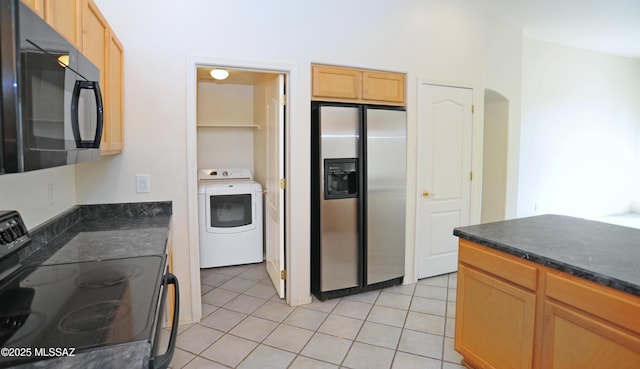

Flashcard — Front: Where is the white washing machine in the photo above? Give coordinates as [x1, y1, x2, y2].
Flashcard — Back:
[198, 168, 263, 268]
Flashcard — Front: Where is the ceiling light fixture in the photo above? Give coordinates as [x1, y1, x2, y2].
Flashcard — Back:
[210, 68, 229, 80]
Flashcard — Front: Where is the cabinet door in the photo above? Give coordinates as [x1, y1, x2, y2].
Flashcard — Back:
[105, 30, 124, 153]
[312, 65, 361, 100]
[164, 226, 175, 327]
[542, 271, 640, 368]
[455, 264, 536, 369]
[542, 301, 640, 368]
[362, 71, 405, 105]
[44, 0, 81, 47]
[82, 0, 109, 151]
[82, 0, 107, 89]
[21, 0, 44, 17]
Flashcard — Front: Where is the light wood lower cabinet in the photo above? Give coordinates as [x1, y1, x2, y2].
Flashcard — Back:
[164, 225, 175, 327]
[456, 264, 536, 369]
[541, 272, 640, 368]
[456, 240, 537, 369]
[456, 239, 640, 369]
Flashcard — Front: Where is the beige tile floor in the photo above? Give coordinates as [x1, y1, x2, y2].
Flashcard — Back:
[163, 262, 464, 369]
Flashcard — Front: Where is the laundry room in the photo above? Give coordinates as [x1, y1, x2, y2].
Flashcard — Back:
[196, 68, 279, 175]
[195, 66, 286, 296]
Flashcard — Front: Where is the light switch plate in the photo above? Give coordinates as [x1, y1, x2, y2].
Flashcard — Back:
[136, 175, 150, 193]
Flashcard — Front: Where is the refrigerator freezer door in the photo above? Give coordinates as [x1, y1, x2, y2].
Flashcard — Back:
[365, 108, 406, 285]
[319, 106, 360, 292]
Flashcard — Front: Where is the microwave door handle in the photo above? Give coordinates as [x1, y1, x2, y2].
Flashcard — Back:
[71, 80, 104, 149]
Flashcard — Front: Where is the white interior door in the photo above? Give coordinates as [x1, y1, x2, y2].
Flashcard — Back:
[265, 74, 286, 298]
[416, 83, 473, 279]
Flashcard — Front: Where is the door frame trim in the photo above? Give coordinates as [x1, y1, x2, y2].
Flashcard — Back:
[185, 56, 299, 321]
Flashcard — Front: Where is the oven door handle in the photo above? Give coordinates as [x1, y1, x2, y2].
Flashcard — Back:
[150, 272, 179, 369]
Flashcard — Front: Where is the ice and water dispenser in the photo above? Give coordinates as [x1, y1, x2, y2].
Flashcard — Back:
[324, 158, 358, 199]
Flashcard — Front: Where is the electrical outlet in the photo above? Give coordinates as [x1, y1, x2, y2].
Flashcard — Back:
[136, 175, 150, 193]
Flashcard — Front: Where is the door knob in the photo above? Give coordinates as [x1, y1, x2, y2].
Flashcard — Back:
[422, 190, 433, 197]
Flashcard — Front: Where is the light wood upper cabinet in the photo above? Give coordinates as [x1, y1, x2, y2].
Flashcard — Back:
[82, 0, 123, 154]
[82, 0, 107, 88]
[21, 0, 81, 47]
[105, 31, 124, 153]
[312, 64, 405, 106]
[312, 65, 361, 101]
[44, 0, 81, 47]
[362, 70, 405, 104]
[21, 0, 44, 17]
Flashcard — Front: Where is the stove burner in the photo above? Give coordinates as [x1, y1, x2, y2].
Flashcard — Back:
[76, 264, 143, 288]
[58, 300, 132, 333]
[21, 267, 77, 287]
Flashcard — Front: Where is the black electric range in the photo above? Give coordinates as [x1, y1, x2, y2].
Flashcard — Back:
[0, 256, 165, 367]
[0, 211, 178, 369]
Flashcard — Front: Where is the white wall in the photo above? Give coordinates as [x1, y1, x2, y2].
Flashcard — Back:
[0, 166, 76, 229]
[197, 82, 254, 126]
[635, 126, 640, 212]
[196, 128, 253, 170]
[68, 0, 485, 321]
[484, 13, 523, 220]
[518, 39, 640, 218]
[196, 82, 255, 170]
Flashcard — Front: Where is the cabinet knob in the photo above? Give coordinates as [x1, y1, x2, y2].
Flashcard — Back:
[422, 190, 434, 198]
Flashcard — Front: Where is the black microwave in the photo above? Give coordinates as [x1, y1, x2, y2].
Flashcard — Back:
[0, 0, 103, 174]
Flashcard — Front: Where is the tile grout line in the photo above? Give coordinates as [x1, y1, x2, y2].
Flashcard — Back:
[338, 290, 382, 368]
[279, 294, 344, 369]
[387, 283, 416, 369]
[178, 266, 462, 369]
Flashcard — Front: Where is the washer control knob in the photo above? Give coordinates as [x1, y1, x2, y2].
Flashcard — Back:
[222, 170, 229, 177]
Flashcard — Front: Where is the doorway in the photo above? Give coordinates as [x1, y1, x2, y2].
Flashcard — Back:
[186, 61, 290, 322]
[481, 89, 509, 223]
[196, 67, 286, 299]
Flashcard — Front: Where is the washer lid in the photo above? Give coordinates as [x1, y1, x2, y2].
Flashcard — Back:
[198, 168, 252, 181]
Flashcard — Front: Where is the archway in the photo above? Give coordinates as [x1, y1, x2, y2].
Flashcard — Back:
[482, 89, 509, 222]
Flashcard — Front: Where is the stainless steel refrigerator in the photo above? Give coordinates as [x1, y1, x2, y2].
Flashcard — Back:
[311, 102, 406, 300]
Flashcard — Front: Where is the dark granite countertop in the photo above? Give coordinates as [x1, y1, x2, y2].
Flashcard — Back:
[11, 201, 172, 369]
[453, 214, 640, 297]
[20, 202, 172, 266]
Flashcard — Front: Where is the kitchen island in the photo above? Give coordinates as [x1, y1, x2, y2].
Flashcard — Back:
[453, 215, 640, 369]
[2, 202, 174, 369]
